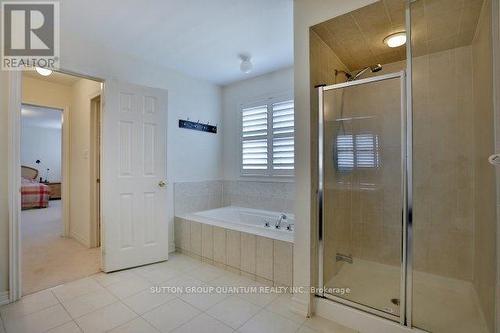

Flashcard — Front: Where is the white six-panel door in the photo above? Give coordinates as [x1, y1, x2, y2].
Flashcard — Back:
[101, 80, 168, 272]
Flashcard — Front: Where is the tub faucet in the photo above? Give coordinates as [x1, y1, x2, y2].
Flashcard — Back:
[275, 213, 287, 229]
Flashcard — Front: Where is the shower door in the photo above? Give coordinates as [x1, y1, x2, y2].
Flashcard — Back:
[318, 71, 406, 322]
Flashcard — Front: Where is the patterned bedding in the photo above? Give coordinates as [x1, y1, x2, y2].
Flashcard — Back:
[21, 177, 50, 210]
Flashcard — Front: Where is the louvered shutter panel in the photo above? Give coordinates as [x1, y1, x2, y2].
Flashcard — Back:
[272, 100, 294, 173]
[242, 105, 268, 173]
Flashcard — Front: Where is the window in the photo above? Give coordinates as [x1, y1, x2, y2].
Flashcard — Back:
[241, 99, 294, 176]
[335, 133, 380, 172]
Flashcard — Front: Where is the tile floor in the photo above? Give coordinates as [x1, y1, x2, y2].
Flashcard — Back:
[0, 253, 356, 333]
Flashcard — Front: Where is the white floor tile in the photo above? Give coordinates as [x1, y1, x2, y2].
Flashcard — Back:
[122, 288, 176, 315]
[303, 316, 356, 333]
[172, 313, 233, 333]
[160, 275, 204, 290]
[179, 285, 228, 310]
[0, 289, 59, 320]
[209, 272, 255, 291]
[184, 264, 227, 283]
[92, 271, 136, 288]
[265, 294, 306, 324]
[46, 321, 82, 333]
[3, 304, 71, 333]
[142, 298, 200, 333]
[62, 289, 117, 318]
[297, 325, 319, 333]
[108, 317, 159, 333]
[52, 278, 105, 303]
[75, 302, 137, 333]
[133, 264, 183, 284]
[206, 296, 261, 329]
[163, 255, 203, 272]
[105, 275, 151, 299]
[237, 289, 278, 308]
[238, 310, 301, 333]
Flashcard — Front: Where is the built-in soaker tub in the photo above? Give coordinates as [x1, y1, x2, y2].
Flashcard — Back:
[175, 206, 294, 286]
[177, 206, 294, 242]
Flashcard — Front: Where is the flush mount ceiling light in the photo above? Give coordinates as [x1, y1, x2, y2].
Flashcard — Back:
[383, 32, 407, 48]
[35, 66, 53, 76]
[239, 54, 253, 74]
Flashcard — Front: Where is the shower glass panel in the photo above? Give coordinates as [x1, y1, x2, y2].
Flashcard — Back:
[320, 73, 404, 319]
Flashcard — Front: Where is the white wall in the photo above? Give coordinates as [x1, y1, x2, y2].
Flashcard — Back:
[0, 29, 223, 294]
[292, 0, 377, 316]
[21, 126, 62, 182]
[222, 67, 294, 180]
[69, 79, 101, 246]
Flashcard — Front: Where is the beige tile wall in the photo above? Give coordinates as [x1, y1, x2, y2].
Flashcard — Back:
[174, 181, 296, 217]
[314, 35, 479, 283]
[174, 217, 294, 287]
[222, 181, 295, 213]
[471, 0, 496, 331]
[174, 181, 223, 216]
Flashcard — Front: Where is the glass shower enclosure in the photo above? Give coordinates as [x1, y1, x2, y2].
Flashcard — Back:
[313, 0, 497, 332]
[317, 72, 407, 323]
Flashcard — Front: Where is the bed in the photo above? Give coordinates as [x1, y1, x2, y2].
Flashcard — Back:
[21, 166, 50, 210]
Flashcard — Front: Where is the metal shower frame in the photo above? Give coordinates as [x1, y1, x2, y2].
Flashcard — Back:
[316, 0, 414, 328]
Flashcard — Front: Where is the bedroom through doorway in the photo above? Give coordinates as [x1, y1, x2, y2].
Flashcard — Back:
[20, 70, 103, 295]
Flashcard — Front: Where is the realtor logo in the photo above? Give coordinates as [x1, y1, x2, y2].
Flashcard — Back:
[2, 1, 60, 70]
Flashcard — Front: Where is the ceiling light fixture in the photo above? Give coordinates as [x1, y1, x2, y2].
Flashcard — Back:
[239, 54, 253, 74]
[383, 32, 407, 48]
[35, 66, 53, 76]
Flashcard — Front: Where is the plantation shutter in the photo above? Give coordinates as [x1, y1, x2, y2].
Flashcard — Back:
[241, 105, 268, 173]
[241, 99, 294, 176]
[272, 100, 294, 173]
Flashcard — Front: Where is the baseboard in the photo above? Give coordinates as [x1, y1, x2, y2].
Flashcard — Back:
[70, 231, 90, 248]
[0, 291, 10, 306]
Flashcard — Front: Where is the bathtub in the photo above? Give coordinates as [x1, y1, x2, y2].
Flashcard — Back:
[175, 206, 294, 286]
[176, 206, 294, 243]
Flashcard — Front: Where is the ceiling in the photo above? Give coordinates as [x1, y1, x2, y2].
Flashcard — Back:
[23, 70, 80, 86]
[60, 0, 293, 85]
[21, 105, 62, 129]
[311, 0, 484, 71]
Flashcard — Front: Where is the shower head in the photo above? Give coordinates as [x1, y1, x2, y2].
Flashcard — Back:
[349, 64, 383, 81]
[370, 64, 383, 72]
[334, 69, 352, 81]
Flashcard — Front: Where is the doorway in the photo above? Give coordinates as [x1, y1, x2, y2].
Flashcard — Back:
[20, 70, 103, 295]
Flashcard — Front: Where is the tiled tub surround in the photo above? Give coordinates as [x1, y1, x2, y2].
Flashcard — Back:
[222, 181, 295, 213]
[174, 209, 294, 287]
[179, 206, 294, 243]
[174, 181, 223, 216]
[174, 180, 296, 216]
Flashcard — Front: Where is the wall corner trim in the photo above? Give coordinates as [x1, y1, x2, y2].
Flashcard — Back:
[8, 71, 23, 302]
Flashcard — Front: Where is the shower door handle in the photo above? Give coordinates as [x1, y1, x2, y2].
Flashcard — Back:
[488, 154, 500, 166]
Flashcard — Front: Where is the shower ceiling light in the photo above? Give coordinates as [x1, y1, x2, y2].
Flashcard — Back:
[384, 32, 407, 48]
[239, 55, 253, 74]
[35, 66, 53, 76]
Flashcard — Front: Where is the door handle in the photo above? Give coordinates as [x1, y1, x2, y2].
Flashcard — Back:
[158, 180, 167, 188]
